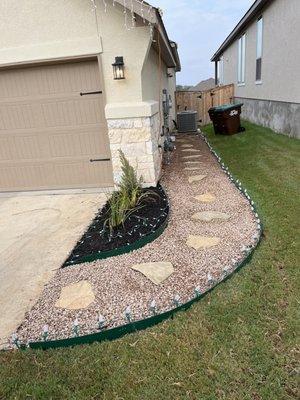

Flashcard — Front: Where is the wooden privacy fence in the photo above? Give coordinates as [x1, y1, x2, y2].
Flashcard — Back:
[175, 84, 234, 126]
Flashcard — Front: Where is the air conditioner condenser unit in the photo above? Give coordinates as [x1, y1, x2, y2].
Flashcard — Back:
[177, 111, 198, 133]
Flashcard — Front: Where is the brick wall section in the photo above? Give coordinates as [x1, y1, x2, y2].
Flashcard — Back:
[107, 113, 163, 187]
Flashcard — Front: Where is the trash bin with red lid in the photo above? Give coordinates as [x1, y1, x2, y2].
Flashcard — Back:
[208, 103, 244, 135]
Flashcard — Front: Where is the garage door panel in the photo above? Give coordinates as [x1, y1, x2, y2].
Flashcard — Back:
[0, 61, 102, 100]
[0, 129, 109, 163]
[0, 126, 110, 162]
[42, 97, 104, 127]
[0, 160, 112, 191]
[0, 59, 113, 191]
[49, 131, 110, 159]
[0, 137, 13, 160]
[0, 97, 105, 131]
[0, 103, 41, 130]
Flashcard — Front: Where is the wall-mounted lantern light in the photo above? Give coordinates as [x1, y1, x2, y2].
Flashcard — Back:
[112, 56, 125, 80]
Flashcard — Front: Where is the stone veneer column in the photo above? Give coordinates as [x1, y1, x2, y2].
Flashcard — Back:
[106, 112, 163, 188]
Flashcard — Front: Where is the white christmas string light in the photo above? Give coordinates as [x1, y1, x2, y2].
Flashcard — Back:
[90, 0, 100, 38]
[149, 300, 157, 315]
[42, 324, 49, 341]
[98, 314, 106, 329]
[131, 0, 135, 27]
[125, 306, 132, 322]
[11, 333, 20, 348]
[123, 0, 130, 30]
[173, 294, 181, 307]
[140, 0, 145, 22]
[72, 318, 80, 337]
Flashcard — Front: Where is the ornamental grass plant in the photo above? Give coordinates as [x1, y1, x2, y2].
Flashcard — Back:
[105, 150, 155, 233]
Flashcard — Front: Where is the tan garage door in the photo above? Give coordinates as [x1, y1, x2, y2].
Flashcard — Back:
[0, 59, 113, 192]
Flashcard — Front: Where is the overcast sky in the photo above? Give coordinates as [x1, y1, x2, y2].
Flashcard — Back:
[150, 0, 255, 86]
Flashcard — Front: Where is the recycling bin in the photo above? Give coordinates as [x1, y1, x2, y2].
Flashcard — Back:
[208, 103, 244, 135]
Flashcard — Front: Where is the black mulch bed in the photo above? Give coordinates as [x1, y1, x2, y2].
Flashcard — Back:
[63, 184, 169, 267]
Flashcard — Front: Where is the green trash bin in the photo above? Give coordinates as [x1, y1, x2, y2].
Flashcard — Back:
[208, 103, 245, 135]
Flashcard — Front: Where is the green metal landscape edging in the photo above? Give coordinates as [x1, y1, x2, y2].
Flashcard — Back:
[22, 133, 263, 351]
[63, 216, 169, 267]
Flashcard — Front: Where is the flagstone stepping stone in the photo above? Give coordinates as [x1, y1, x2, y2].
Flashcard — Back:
[181, 144, 194, 148]
[184, 167, 201, 171]
[191, 211, 230, 222]
[55, 280, 95, 310]
[131, 262, 174, 285]
[188, 175, 207, 183]
[176, 139, 189, 143]
[182, 149, 201, 152]
[186, 235, 220, 250]
[182, 155, 202, 159]
[184, 161, 202, 164]
[194, 193, 216, 203]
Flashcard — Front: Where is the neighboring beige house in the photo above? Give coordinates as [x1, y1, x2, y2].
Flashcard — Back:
[211, 0, 300, 138]
[0, 0, 180, 192]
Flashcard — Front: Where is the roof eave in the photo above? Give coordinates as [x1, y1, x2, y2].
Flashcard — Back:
[155, 9, 181, 70]
[114, 1, 181, 71]
[211, 0, 273, 61]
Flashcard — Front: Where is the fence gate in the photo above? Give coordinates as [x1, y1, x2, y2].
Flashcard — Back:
[175, 84, 234, 126]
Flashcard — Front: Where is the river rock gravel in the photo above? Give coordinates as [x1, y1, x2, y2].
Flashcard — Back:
[15, 132, 259, 346]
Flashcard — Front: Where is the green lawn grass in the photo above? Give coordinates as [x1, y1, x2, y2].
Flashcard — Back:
[1, 121, 299, 400]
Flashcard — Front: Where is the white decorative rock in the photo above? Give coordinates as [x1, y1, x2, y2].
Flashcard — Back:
[131, 262, 174, 285]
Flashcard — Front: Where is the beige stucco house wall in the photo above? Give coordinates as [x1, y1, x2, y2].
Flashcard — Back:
[0, 0, 180, 191]
[213, 0, 300, 138]
[142, 46, 177, 122]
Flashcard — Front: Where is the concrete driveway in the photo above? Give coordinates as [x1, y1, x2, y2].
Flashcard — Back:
[0, 193, 106, 347]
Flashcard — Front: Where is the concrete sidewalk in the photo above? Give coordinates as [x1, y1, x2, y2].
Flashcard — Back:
[0, 193, 106, 347]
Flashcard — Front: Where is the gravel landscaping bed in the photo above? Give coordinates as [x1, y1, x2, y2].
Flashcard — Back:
[15, 133, 259, 346]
